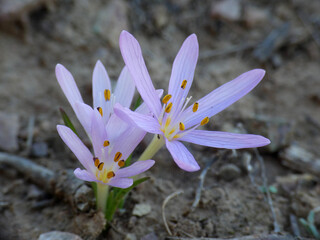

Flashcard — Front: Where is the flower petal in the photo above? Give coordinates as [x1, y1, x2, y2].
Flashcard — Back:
[135, 89, 164, 115]
[119, 30, 162, 117]
[111, 122, 146, 160]
[116, 160, 155, 178]
[168, 34, 199, 105]
[56, 64, 84, 108]
[74, 102, 94, 137]
[92, 60, 112, 123]
[114, 66, 135, 108]
[74, 168, 97, 182]
[91, 109, 108, 160]
[57, 125, 94, 172]
[183, 69, 266, 128]
[165, 139, 200, 172]
[113, 103, 162, 135]
[105, 114, 129, 143]
[108, 177, 133, 188]
[179, 130, 270, 149]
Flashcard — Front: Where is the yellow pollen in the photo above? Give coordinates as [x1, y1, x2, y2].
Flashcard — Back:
[97, 162, 104, 171]
[97, 107, 103, 116]
[103, 140, 110, 147]
[114, 152, 122, 162]
[193, 102, 199, 112]
[181, 80, 187, 89]
[93, 157, 100, 167]
[118, 160, 125, 167]
[162, 94, 172, 104]
[165, 103, 173, 113]
[179, 122, 185, 131]
[107, 171, 115, 179]
[200, 117, 209, 126]
[169, 129, 175, 135]
[104, 89, 111, 101]
[165, 117, 171, 127]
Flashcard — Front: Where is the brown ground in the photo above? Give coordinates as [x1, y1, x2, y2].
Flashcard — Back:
[0, 0, 320, 239]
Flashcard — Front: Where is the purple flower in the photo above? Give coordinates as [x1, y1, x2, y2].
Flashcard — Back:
[57, 106, 155, 188]
[56, 60, 135, 135]
[114, 31, 270, 172]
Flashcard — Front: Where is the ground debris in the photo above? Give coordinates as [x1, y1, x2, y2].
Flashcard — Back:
[0, 112, 19, 152]
[132, 203, 152, 217]
[210, 0, 242, 22]
[38, 231, 83, 240]
[217, 163, 241, 181]
[280, 145, 320, 176]
[165, 234, 312, 240]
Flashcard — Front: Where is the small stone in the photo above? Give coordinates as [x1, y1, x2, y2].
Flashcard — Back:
[125, 233, 137, 240]
[141, 232, 158, 240]
[38, 231, 83, 240]
[132, 203, 151, 217]
[218, 164, 241, 181]
[211, 0, 242, 22]
[0, 112, 19, 152]
[27, 185, 44, 200]
[74, 184, 94, 212]
[244, 6, 269, 28]
[31, 142, 48, 157]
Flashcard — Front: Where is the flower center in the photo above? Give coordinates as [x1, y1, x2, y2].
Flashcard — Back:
[158, 79, 209, 141]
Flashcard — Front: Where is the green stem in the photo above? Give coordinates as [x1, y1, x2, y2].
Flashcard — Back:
[96, 183, 109, 214]
[139, 134, 165, 161]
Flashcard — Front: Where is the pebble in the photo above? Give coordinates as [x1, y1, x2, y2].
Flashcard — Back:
[0, 112, 19, 152]
[125, 233, 137, 240]
[31, 142, 48, 157]
[132, 203, 151, 217]
[218, 164, 241, 181]
[141, 232, 158, 240]
[74, 184, 94, 212]
[244, 6, 269, 28]
[211, 0, 242, 22]
[38, 231, 83, 240]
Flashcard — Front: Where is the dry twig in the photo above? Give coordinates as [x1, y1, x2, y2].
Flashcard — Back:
[162, 190, 184, 236]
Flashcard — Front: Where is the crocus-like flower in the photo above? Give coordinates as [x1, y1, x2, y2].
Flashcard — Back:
[114, 30, 270, 172]
[56, 60, 135, 136]
[57, 106, 155, 188]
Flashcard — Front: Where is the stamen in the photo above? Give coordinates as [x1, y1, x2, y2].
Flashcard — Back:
[165, 103, 173, 113]
[193, 102, 199, 112]
[103, 140, 110, 147]
[165, 117, 171, 127]
[181, 80, 187, 89]
[179, 122, 185, 131]
[157, 134, 161, 139]
[104, 89, 111, 101]
[118, 160, 125, 167]
[200, 117, 209, 126]
[93, 157, 100, 167]
[97, 162, 104, 171]
[162, 94, 172, 104]
[107, 171, 115, 179]
[114, 152, 122, 162]
[97, 107, 103, 116]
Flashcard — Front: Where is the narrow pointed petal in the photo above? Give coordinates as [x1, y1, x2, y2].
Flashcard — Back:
[135, 89, 164, 115]
[113, 103, 162, 135]
[56, 64, 84, 108]
[91, 109, 108, 159]
[119, 30, 162, 117]
[108, 177, 133, 188]
[92, 60, 112, 123]
[165, 139, 200, 172]
[105, 114, 129, 142]
[111, 122, 146, 160]
[57, 125, 94, 172]
[74, 102, 94, 136]
[168, 34, 199, 104]
[74, 168, 97, 182]
[179, 130, 270, 149]
[114, 66, 135, 108]
[116, 160, 155, 178]
[183, 69, 266, 128]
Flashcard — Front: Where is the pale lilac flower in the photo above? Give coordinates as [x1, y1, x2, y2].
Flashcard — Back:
[57, 107, 155, 188]
[55, 60, 135, 135]
[114, 31, 270, 172]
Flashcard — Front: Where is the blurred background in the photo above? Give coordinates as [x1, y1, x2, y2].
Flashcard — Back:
[0, 0, 319, 239]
